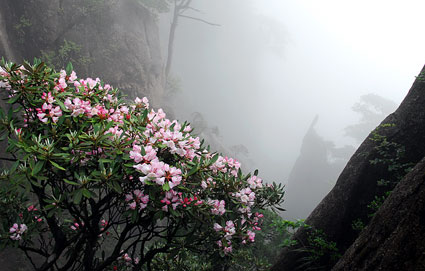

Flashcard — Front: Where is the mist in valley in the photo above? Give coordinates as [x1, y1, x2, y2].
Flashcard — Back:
[158, 0, 425, 219]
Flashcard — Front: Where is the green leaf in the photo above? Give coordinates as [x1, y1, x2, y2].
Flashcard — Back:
[23, 62, 33, 73]
[7, 94, 21, 104]
[56, 100, 67, 112]
[7, 106, 14, 120]
[44, 204, 56, 211]
[10, 160, 19, 174]
[140, 145, 146, 156]
[63, 178, 79, 186]
[186, 165, 199, 177]
[140, 109, 148, 121]
[32, 160, 45, 176]
[169, 122, 176, 131]
[275, 206, 286, 212]
[93, 123, 101, 133]
[73, 189, 83, 204]
[104, 121, 115, 131]
[144, 180, 153, 185]
[29, 178, 43, 188]
[243, 173, 251, 181]
[99, 158, 114, 163]
[35, 61, 45, 73]
[111, 180, 122, 193]
[13, 106, 22, 113]
[169, 207, 180, 217]
[131, 210, 138, 223]
[209, 153, 219, 165]
[50, 160, 66, 171]
[66, 62, 73, 75]
[162, 182, 170, 191]
[82, 189, 91, 199]
[47, 209, 57, 218]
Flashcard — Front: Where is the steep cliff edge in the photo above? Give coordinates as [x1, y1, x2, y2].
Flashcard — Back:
[332, 156, 425, 270]
[272, 65, 425, 270]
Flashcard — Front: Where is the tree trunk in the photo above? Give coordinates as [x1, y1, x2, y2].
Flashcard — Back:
[272, 64, 425, 270]
[331, 156, 425, 271]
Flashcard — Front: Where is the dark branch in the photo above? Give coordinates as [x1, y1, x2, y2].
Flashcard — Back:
[0, 156, 17, 161]
[179, 15, 221, 26]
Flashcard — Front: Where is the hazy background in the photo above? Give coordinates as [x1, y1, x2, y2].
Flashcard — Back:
[158, 0, 425, 217]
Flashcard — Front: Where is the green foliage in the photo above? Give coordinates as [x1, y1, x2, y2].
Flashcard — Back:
[41, 39, 92, 70]
[368, 123, 413, 211]
[367, 193, 391, 216]
[137, 210, 295, 271]
[0, 60, 285, 270]
[299, 229, 341, 271]
[148, 247, 212, 271]
[0, 173, 28, 249]
[13, 15, 32, 44]
[351, 218, 365, 232]
[415, 71, 425, 82]
[369, 123, 412, 178]
[352, 123, 414, 231]
[227, 211, 297, 271]
[271, 218, 306, 248]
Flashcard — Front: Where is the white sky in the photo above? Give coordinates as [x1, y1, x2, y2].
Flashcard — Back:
[254, 0, 425, 158]
[255, 0, 425, 103]
[168, 0, 425, 183]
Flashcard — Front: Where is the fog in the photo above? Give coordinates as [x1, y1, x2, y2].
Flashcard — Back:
[159, 0, 425, 217]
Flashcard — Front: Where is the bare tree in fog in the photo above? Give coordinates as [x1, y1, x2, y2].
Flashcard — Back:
[138, 0, 219, 77]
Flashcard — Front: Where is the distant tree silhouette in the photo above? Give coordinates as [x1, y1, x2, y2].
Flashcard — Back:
[345, 94, 397, 143]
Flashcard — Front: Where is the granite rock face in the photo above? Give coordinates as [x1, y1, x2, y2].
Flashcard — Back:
[332, 156, 425, 271]
[0, 0, 164, 105]
[272, 65, 425, 270]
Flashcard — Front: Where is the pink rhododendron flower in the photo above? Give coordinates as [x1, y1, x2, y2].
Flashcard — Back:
[125, 190, 149, 211]
[0, 60, 286, 266]
[36, 102, 62, 123]
[208, 199, 226, 215]
[9, 223, 27, 240]
[214, 223, 223, 232]
[42, 92, 55, 103]
[106, 125, 124, 139]
[247, 176, 263, 189]
[246, 230, 255, 242]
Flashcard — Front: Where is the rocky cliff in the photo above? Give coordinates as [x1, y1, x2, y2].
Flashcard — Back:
[0, 0, 164, 106]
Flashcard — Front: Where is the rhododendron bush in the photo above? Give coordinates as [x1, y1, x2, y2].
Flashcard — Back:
[0, 60, 284, 271]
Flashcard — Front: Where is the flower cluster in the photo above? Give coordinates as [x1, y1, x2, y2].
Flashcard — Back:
[0, 61, 285, 267]
[125, 190, 149, 211]
[36, 102, 62, 123]
[9, 223, 27, 240]
[208, 199, 226, 215]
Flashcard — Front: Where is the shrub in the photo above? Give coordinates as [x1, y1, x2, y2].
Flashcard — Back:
[0, 60, 284, 271]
